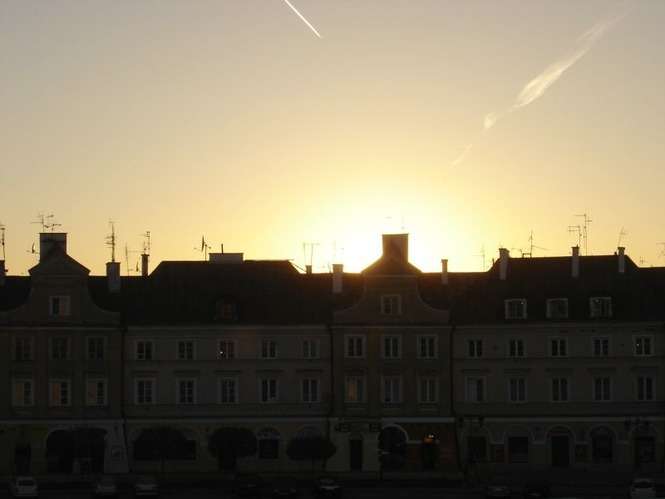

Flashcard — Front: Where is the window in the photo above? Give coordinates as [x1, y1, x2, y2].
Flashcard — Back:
[551, 378, 569, 402]
[86, 378, 107, 406]
[508, 339, 525, 358]
[261, 340, 277, 359]
[214, 300, 237, 321]
[590, 297, 612, 318]
[50, 337, 70, 360]
[49, 295, 71, 317]
[49, 379, 71, 406]
[87, 337, 105, 360]
[509, 377, 527, 402]
[637, 376, 655, 401]
[135, 340, 153, 361]
[505, 299, 527, 319]
[417, 336, 437, 359]
[382, 335, 401, 359]
[135, 378, 155, 405]
[466, 377, 485, 402]
[593, 337, 610, 357]
[508, 437, 529, 463]
[302, 378, 319, 403]
[467, 339, 483, 358]
[260, 378, 278, 402]
[303, 339, 319, 359]
[219, 378, 238, 404]
[177, 379, 196, 405]
[550, 338, 567, 357]
[177, 340, 195, 360]
[591, 428, 613, 464]
[593, 377, 612, 401]
[634, 336, 653, 356]
[218, 340, 236, 359]
[418, 377, 438, 403]
[13, 337, 33, 361]
[380, 294, 402, 315]
[345, 376, 365, 403]
[345, 335, 365, 358]
[12, 379, 33, 406]
[257, 428, 280, 459]
[382, 376, 402, 404]
[546, 298, 569, 319]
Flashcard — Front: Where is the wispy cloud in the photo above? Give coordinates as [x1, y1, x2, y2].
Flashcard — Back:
[283, 0, 322, 38]
[451, 143, 473, 166]
[454, 7, 629, 164]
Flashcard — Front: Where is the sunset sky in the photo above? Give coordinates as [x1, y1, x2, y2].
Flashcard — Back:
[1, 0, 664, 275]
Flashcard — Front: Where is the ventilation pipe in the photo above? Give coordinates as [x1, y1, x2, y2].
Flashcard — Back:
[332, 263, 343, 294]
[499, 248, 509, 280]
[441, 259, 449, 285]
[572, 246, 580, 278]
[106, 261, 121, 293]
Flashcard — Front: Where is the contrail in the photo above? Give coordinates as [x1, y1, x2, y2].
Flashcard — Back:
[451, 143, 473, 167]
[283, 0, 322, 38]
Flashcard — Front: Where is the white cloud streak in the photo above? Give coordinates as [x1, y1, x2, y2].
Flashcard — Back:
[282, 0, 322, 38]
[451, 143, 473, 167]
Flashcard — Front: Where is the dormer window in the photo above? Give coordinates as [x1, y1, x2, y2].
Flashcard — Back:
[381, 294, 402, 316]
[504, 299, 527, 320]
[214, 300, 237, 321]
[590, 297, 612, 318]
[546, 298, 569, 319]
[49, 296, 71, 317]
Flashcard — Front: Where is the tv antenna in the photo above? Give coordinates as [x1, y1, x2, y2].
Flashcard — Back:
[0, 222, 5, 261]
[195, 236, 211, 260]
[32, 213, 61, 232]
[142, 231, 151, 255]
[568, 225, 582, 248]
[617, 227, 628, 248]
[576, 212, 592, 255]
[124, 244, 141, 276]
[474, 245, 486, 270]
[302, 242, 319, 272]
[522, 230, 548, 258]
[106, 221, 117, 263]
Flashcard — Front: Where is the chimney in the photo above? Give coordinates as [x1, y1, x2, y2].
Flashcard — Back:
[305, 264, 312, 275]
[572, 246, 580, 278]
[332, 263, 343, 294]
[441, 259, 449, 285]
[382, 233, 409, 262]
[499, 248, 509, 280]
[0, 260, 5, 287]
[106, 261, 121, 293]
[39, 232, 67, 261]
[141, 253, 149, 277]
[618, 246, 626, 274]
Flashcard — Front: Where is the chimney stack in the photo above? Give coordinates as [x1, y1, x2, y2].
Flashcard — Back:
[617, 246, 626, 274]
[441, 259, 449, 285]
[572, 246, 580, 278]
[39, 232, 67, 261]
[141, 253, 149, 277]
[106, 261, 121, 293]
[382, 233, 409, 262]
[332, 263, 343, 294]
[0, 260, 5, 287]
[499, 248, 509, 280]
[305, 265, 312, 275]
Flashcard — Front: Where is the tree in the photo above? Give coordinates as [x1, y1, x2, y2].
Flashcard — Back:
[133, 427, 190, 473]
[286, 435, 337, 470]
[207, 428, 257, 470]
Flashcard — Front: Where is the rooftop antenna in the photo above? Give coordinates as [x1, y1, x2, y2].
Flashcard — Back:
[617, 227, 628, 248]
[124, 244, 140, 276]
[194, 236, 211, 261]
[302, 241, 319, 273]
[522, 230, 549, 258]
[474, 245, 486, 270]
[568, 224, 582, 248]
[142, 231, 151, 255]
[32, 213, 61, 232]
[658, 243, 665, 261]
[106, 221, 117, 263]
[0, 222, 5, 261]
[576, 212, 592, 255]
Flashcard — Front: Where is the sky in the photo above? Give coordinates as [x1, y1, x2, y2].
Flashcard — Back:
[1, 0, 664, 275]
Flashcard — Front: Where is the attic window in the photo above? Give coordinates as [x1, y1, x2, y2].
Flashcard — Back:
[214, 300, 237, 321]
[381, 294, 402, 316]
[49, 296, 71, 317]
[546, 298, 569, 319]
[504, 299, 527, 320]
[590, 297, 612, 319]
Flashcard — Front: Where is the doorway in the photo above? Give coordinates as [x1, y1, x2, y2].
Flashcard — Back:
[551, 435, 570, 467]
[349, 438, 363, 471]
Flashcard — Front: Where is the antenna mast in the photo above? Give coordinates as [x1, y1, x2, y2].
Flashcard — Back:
[142, 231, 151, 255]
[576, 212, 592, 255]
[106, 221, 117, 263]
[523, 230, 548, 258]
[0, 222, 5, 261]
[617, 227, 627, 248]
[474, 245, 486, 270]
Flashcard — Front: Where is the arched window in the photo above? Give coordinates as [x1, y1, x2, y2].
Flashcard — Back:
[591, 427, 613, 464]
[257, 428, 280, 459]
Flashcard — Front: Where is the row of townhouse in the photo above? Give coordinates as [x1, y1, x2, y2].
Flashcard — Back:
[0, 232, 664, 476]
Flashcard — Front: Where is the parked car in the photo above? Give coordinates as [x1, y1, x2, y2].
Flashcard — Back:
[8, 477, 39, 498]
[523, 480, 550, 499]
[314, 477, 342, 498]
[94, 476, 118, 497]
[272, 477, 299, 499]
[134, 476, 159, 497]
[486, 481, 512, 499]
[631, 478, 656, 499]
[233, 474, 265, 497]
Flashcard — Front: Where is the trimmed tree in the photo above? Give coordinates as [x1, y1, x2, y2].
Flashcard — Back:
[208, 428, 257, 470]
[286, 435, 337, 470]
